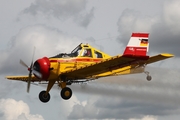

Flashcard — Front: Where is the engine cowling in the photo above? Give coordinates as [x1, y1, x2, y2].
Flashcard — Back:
[33, 57, 50, 80]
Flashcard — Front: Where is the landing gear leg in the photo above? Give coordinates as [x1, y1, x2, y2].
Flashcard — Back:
[39, 80, 56, 103]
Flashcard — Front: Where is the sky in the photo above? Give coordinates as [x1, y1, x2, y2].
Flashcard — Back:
[0, 0, 180, 120]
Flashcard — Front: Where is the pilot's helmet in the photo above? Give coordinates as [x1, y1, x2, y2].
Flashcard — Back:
[84, 49, 90, 56]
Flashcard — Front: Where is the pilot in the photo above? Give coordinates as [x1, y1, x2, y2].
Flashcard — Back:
[84, 49, 92, 57]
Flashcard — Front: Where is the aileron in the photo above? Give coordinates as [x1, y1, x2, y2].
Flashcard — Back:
[146, 53, 174, 64]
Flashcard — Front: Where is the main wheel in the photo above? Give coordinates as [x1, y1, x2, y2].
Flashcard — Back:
[146, 75, 152, 81]
[39, 91, 50, 103]
[61, 87, 72, 100]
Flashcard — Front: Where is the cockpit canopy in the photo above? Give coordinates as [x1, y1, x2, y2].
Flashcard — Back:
[51, 43, 110, 58]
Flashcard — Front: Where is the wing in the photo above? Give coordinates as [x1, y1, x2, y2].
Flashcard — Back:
[61, 55, 134, 78]
[60, 53, 173, 80]
[6, 75, 42, 82]
[146, 53, 174, 64]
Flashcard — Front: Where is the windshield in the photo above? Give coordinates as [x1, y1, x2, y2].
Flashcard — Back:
[50, 44, 83, 58]
[71, 45, 82, 57]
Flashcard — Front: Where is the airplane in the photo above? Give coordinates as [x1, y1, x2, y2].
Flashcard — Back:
[6, 33, 174, 103]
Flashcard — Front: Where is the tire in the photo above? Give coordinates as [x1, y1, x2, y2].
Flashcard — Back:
[39, 91, 50, 103]
[61, 87, 72, 100]
[146, 75, 152, 81]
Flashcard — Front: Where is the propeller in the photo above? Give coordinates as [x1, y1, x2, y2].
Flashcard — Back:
[20, 47, 41, 93]
[19, 59, 32, 92]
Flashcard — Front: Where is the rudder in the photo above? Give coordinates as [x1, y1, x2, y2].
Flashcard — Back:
[123, 33, 149, 56]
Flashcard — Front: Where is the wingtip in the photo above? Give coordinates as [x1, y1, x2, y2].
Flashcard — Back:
[5, 76, 15, 80]
[5, 76, 10, 79]
[161, 53, 174, 57]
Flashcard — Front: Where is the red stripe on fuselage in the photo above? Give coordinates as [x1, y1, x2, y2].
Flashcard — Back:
[50, 58, 102, 63]
[131, 33, 149, 38]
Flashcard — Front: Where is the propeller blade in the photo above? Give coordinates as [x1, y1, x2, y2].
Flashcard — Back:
[20, 59, 29, 68]
[31, 47, 36, 65]
[27, 70, 32, 93]
[27, 79, 31, 93]
[32, 70, 42, 78]
[20, 47, 37, 93]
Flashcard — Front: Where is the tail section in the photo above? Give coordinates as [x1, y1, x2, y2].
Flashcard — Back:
[123, 33, 149, 56]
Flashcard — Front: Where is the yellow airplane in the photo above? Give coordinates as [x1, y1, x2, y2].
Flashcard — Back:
[6, 33, 174, 103]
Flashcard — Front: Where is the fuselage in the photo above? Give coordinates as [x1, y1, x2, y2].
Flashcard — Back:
[33, 43, 145, 81]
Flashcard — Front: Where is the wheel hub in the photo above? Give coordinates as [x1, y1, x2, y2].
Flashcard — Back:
[43, 94, 48, 99]
[65, 91, 70, 97]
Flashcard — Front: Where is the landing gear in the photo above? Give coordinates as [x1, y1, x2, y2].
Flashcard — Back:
[146, 75, 152, 81]
[38, 79, 73, 102]
[144, 71, 152, 81]
[61, 87, 72, 100]
[58, 80, 73, 100]
[39, 91, 50, 103]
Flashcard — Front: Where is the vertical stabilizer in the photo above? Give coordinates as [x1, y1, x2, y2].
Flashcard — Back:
[123, 33, 149, 56]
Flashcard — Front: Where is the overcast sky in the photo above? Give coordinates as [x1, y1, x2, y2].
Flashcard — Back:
[1, 0, 180, 120]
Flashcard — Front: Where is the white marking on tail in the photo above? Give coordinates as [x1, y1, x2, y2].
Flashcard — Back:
[123, 33, 149, 56]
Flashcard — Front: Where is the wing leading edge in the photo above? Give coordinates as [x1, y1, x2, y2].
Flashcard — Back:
[6, 75, 41, 82]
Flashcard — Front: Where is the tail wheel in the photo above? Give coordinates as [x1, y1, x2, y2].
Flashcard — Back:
[61, 87, 72, 100]
[146, 75, 152, 81]
[39, 91, 50, 103]
[144, 71, 152, 81]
